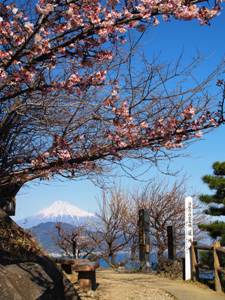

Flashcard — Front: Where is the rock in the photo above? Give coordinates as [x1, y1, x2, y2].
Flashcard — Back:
[0, 262, 79, 299]
[86, 290, 95, 298]
[157, 258, 183, 279]
[0, 208, 79, 299]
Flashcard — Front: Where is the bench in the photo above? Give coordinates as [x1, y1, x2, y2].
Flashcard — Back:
[54, 258, 99, 290]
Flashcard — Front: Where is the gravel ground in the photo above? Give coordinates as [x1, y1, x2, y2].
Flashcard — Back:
[69, 270, 175, 300]
[67, 269, 225, 300]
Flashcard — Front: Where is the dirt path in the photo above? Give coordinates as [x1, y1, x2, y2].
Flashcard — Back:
[93, 270, 175, 300]
[71, 270, 225, 300]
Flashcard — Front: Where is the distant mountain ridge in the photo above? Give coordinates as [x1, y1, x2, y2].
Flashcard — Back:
[29, 222, 73, 254]
[17, 200, 95, 228]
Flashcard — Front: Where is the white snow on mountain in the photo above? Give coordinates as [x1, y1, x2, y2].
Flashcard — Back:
[39, 200, 94, 218]
[17, 200, 95, 228]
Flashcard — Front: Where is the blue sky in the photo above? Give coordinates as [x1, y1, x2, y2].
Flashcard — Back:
[15, 11, 225, 220]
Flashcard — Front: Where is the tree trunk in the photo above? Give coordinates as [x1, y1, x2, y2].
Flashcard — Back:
[157, 246, 166, 263]
[0, 182, 22, 216]
[110, 254, 117, 267]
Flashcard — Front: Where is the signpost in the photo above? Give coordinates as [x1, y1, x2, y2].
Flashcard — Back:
[138, 209, 150, 271]
[167, 225, 176, 260]
[185, 196, 193, 280]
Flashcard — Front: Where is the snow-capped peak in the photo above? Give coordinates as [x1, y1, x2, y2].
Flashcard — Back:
[17, 200, 95, 228]
[39, 200, 94, 218]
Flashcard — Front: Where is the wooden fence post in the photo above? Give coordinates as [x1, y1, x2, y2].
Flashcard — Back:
[191, 241, 198, 281]
[213, 241, 222, 292]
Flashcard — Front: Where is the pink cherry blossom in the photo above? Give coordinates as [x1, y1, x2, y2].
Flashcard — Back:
[0, 68, 7, 79]
[182, 105, 196, 119]
[0, 0, 223, 189]
[194, 131, 203, 138]
[36, 3, 55, 15]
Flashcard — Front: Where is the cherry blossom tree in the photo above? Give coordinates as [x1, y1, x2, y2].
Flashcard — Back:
[0, 0, 224, 214]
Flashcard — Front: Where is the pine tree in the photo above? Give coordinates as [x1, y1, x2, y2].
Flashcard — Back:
[199, 162, 225, 245]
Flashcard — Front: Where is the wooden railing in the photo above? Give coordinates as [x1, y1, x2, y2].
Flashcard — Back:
[191, 241, 225, 292]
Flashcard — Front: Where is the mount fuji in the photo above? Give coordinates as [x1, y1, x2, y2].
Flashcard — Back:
[17, 200, 96, 229]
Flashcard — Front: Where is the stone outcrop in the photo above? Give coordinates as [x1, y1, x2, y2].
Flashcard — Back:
[0, 208, 79, 300]
[156, 258, 184, 279]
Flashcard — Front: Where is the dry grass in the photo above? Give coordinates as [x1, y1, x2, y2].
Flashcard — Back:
[0, 209, 44, 262]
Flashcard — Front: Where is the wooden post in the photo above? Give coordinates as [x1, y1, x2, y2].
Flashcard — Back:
[182, 257, 185, 280]
[195, 244, 199, 281]
[191, 241, 198, 281]
[138, 209, 150, 271]
[213, 241, 222, 292]
[167, 225, 176, 260]
[78, 271, 97, 290]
